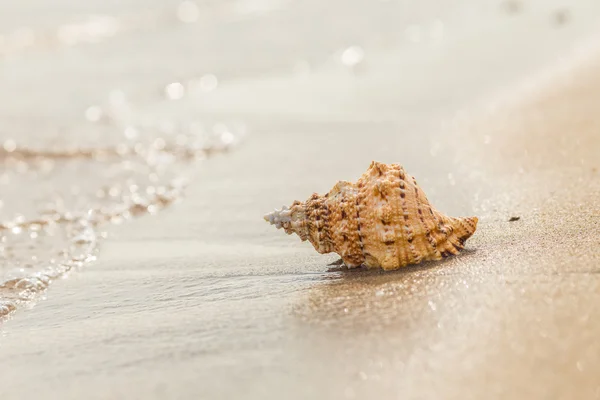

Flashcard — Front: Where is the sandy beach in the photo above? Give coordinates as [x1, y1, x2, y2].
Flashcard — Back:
[1, 1, 600, 399]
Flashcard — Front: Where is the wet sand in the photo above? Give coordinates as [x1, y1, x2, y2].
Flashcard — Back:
[1, 1, 600, 399]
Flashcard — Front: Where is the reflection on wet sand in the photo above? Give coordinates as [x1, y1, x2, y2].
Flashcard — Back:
[294, 254, 477, 331]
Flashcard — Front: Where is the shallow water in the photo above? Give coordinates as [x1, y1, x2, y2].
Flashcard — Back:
[0, 93, 242, 317]
[1, 1, 259, 318]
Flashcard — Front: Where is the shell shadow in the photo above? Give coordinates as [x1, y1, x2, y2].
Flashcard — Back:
[292, 248, 480, 331]
[326, 247, 478, 276]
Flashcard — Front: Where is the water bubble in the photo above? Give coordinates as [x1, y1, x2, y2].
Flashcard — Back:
[221, 131, 235, 145]
[428, 300, 437, 311]
[194, 74, 218, 92]
[177, 1, 200, 23]
[340, 46, 365, 67]
[123, 126, 139, 140]
[213, 123, 236, 146]
[108, 186, 121, 197]
[153, 138, 166, 150]
[85, 106, 103, 122]
[3, 139, 16, 152]
[165, 82, 185, 100]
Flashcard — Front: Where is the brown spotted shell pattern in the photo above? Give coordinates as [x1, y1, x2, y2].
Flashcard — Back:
[264, 161, 478, 271]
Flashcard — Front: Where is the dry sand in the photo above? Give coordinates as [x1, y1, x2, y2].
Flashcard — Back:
[1, 1, 600, 399]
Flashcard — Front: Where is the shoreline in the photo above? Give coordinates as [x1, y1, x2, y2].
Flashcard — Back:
[1, 2, 600, 399]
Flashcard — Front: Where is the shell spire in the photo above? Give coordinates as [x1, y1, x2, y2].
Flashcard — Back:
[264, 161, 478, 271]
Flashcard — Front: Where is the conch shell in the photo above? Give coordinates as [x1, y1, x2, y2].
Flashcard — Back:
[264, 161, 478, 271]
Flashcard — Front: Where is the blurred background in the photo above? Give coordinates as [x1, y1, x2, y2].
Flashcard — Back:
[1, 1, 600, 399]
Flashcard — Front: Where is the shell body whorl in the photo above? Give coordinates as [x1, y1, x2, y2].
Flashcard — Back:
[264, 161, 478, 270]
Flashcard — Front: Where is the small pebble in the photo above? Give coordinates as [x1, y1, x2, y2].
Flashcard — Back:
[552, 9, 570, 26]
[501, 0, 522, 15]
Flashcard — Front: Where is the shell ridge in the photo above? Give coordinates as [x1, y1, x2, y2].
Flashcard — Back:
[434, 215, 472, 257]
[435, 213, 451, 245]
[400, 173, 419, 265]
[412, 176, 435, 261]
[320, 200, 333, 253]
[335, 187, 364, 268]
[422, 206, 444, 261]
[393, 168, 408, 267]
[452, 216, 478, 245]
[414, 182, 442, 260]
[378, 167, 401, 269]
[354, 185, 365, 263]
[436, 214, 455, 257]
[312, 203, 321, 251]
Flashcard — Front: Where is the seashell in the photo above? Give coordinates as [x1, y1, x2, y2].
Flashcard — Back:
[264, 161, 478, 271]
